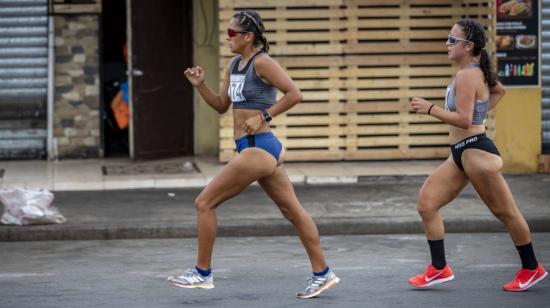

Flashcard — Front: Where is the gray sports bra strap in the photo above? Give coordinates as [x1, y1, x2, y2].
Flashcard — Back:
[229, 56, 240, 73]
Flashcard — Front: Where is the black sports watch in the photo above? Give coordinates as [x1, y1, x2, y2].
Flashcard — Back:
[262, 110, 272, 122]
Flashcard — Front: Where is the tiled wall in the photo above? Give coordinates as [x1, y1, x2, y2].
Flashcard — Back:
[53, 14, 101, 158]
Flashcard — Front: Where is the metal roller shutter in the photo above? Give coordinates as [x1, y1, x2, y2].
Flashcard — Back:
[0, 0, 48, 159]
[542, 0, 550, 153]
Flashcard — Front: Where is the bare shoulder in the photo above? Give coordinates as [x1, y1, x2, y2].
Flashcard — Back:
[254, 53, 284, 79]
[254, 52, 279, 68]
[455, 68, 481, 86]
[456, 67, 478, 79]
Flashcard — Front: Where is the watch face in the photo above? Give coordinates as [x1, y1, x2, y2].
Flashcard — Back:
[263, 111, 272, 122]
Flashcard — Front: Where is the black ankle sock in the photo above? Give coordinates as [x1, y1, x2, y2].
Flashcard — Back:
[428, 239, 447, 270]
[516, 242, 538, 270]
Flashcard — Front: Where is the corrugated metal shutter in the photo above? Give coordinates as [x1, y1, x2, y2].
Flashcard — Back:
[543, 0, 550, 153]
[0, 0, 48, 159]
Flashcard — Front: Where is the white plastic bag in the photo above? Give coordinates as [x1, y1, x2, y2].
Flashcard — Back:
[0, 188, 66, 225]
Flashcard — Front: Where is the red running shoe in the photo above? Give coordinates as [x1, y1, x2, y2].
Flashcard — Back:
[409, 264, 454, 288]
[503, 263, 548, 292]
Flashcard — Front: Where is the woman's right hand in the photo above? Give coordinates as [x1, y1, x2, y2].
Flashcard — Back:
[410, 97, 432, 114]
[184, 66, 205, 87]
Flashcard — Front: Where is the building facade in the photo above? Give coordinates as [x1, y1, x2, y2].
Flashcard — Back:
[0, 0, 546, 173]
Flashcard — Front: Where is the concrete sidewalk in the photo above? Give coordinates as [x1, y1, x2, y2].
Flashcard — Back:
[1, 173, 549, 241]
[0, 156, 442, 191]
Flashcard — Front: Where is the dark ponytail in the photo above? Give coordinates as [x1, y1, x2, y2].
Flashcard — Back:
[456, 19, 497, 88]
[479, 49, 495, 87]
[258, 34, 270, 53]
[232, 10, 269, 53]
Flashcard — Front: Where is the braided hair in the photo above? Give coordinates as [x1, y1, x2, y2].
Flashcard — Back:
[232, 10, 269, 53]
[456, 19, 497, 88]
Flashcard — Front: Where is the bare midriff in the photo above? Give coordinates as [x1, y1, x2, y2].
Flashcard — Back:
[233, 109, 271, 139]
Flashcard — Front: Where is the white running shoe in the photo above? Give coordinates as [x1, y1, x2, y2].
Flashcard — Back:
[296, 269, 340, 299]
[167, 268, 214, 290]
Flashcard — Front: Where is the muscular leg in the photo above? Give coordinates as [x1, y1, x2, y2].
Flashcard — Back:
[195, 149, 277, 269]
[258, 165, 327, 273]
[417, 156, 469, 240]
[462, 149, 531, 245]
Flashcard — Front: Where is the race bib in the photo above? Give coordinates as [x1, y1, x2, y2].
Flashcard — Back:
[229, 74, 246, 102]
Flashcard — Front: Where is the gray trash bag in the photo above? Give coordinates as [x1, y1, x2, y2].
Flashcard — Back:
[0, 188, 66, 225]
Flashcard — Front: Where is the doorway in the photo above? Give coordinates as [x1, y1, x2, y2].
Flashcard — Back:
[128, 0, 195, 159]
[101, 0, 194, 159]
[101, 0, 128, 157]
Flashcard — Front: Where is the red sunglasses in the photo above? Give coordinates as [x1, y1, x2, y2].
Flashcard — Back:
[227, 28, 248, 38]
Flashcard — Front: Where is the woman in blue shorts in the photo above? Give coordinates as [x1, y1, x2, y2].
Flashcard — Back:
[167, 10, 339, 299]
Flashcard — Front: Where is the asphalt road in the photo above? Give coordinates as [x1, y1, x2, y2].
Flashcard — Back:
[1, 233, 549, 307]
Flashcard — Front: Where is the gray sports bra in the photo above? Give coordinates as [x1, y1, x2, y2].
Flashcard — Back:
[445, 64, 489, 125]
[228, 51, 277, 110]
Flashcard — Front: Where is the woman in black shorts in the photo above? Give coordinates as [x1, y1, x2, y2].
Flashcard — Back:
[408, 19, 546, 292]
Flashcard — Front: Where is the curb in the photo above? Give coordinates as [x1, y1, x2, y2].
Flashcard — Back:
[1, 217, 548, 241]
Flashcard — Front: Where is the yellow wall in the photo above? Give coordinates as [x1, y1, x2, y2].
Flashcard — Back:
[193, 0, 219, 155]
[494, 87, 541, 173]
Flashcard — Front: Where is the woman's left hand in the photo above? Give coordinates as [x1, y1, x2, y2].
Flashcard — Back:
[242, 114, 264, 135]
[410, 97, 432, 114]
